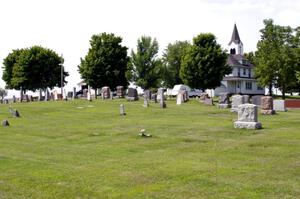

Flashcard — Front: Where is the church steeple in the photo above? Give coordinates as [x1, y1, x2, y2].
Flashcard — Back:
[228, 23, 243, 55]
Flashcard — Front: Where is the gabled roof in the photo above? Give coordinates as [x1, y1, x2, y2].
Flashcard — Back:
[228, 24, 242, 45]
[227, 54, 254, 68]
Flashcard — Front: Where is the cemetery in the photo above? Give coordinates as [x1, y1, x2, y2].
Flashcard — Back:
[1, 95, 300, 198]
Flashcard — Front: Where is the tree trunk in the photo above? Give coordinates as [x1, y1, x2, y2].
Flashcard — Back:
[20, 87, 23, 101]
[95, 88, 97, 99]
[282, 85, 286, 100]
[268, 83, 272, 96]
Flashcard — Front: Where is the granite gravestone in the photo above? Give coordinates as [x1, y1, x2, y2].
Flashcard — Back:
[116, 86, 124, 98]
[234, 103, 262, 129]
[176, 91, 184, 105]
[218, 92, 230, 108]
[158, 88, 166, 108]
[242, 95, 250, 103]
[273, 99, 287, 112]
[151, 94, 157, 103]
[261, 96, 275, 115]
[251, 95, 263, 106]
[102, 86, 110, 99]
[144, 90, 151, 100]
[127, 88, 138, 101]
[231, 95, 244, 112]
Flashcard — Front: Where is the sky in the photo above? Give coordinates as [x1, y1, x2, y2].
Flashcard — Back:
[1, 0, 300, 90]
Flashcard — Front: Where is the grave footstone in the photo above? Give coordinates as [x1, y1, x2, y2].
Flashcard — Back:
[120, 104, 126, 115]
[231, 95, 244, 112]
[116, 86, 124, 98]
[274, 99, 287, 112]
[261, 96, 275, 115]
[218, 92, 230, 108]
[13, 110, 20, 118]
[2, 119, 9, 127]
[252, 95, 263, 106]
[127, 88, 138, 101]
[234, 103, 262, 129]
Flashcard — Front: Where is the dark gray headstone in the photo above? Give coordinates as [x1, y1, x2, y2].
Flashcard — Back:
[218, 92, 230, 108]
[127, 88, 138, 101]
[144, 90, 152, 100]
[116, 86, 124, 98]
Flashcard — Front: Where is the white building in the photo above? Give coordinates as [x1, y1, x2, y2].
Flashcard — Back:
[211, 24, 265, 96]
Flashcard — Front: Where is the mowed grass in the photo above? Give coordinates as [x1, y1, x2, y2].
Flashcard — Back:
[0, 98, 299, 199]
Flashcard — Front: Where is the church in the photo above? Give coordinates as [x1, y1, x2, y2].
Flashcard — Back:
[212, 24, 265, 96]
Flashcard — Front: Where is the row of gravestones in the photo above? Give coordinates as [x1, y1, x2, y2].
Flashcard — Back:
[2, 105, 21, 127]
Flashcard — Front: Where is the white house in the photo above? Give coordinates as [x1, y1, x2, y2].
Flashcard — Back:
[210, 24, 265, 97]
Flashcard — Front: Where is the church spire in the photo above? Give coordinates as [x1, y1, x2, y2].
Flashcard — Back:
[228, 23, 243, 55]
[228, 23, 242, 45]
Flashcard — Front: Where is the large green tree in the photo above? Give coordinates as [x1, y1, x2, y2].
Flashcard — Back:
[161, 41, 190, 88]
[128, 36, 161, 89]
[2, 46, 67, 93]
[255, 19, 300, 99]
[78, 33, 129, 96]
[180, 33, 230, 90]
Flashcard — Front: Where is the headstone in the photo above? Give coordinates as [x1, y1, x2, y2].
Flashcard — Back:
[144, 90, 151, 100]
[87, 86, 92, 101]
[231, 95, 244, 112]
[12, 95, 16, 103]
[29, 95, 33, 102]
[183, 90, 189, 102]
[176, 91, 184, 105]
[63, 89, 68, 101]
[127, 88, 138, 101]
[273, 99, 287, 112]
[73, 87, 76, 99]
[38, 89, 43, 101]
[151, 94, 157, 103]
[2, 119, 9, 127]
[252, 95, 263, 106]
[22, 95, 29, 102]
[199, 93, 209, 103]
[101, 86, 110, 99]
[242, 95, 250, 103]
[261, 96, 275, 115]
[120, 104, 126, 115]
[116, 86, 124, 98]
[143, 98, 149, 107]
[234, 104, 262, 129]
[218, 92, 230, 108]
[13, 110, 20, 117]
[45, 89, 50, 101]
[158, 88, 166, 108]
[110, 89, 113, 100]
[204, 98, 214, 105]
[53, 91, 58, 101]
[139, 129, 152, 137]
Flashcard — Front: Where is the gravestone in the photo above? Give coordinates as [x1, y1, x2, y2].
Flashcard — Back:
[273, 99, 287, 112]
[144, 90, 151, 100]
[73, 87, 76, 99]
[231, 95, 244, 112]
[63, 89, 68, 101]
[2, 119, 9, 127]
[127, 88, 138, 101]
[110, 89, 113, 100]
[242, 95, 250, 103]
[218, 92, 230, 108]
[38, 89, 43, 101]
[234, 104, 262, 129]
[158, 88, 166, 108]
[199, 93, 209, 103]
[261, 96, 275, 115]
[13, 110, 20, 117]
[120, 104, 126, 115]
[252, 95, 263, 106]
[87, 86, 92, 101]
[183, 90, 189, 102]
[176, 91, 184, 105]
[53, 91, 58, 101]
[102, 86, 110, 99]
[22, 95, 29, 102]
[12, 95, 16, 103]
[67, 91, 73, 99]
[29, 95, 33, 102]
[151, 94, 157, 103]
[204, 98, 214, 105]
[116, 86, 124, 98]
[143, 98, 149, 107]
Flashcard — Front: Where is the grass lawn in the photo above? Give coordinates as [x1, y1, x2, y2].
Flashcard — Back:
[0, 99, 300, 198]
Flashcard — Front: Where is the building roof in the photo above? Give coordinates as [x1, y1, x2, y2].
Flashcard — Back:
[228, 24, 242, 45]
[227, 54, 254, 68]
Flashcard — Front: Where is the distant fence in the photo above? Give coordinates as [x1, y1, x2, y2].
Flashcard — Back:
[285, 99, 300, 108]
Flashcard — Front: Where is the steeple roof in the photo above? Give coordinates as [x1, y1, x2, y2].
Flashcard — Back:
[228, 23, 242, 45]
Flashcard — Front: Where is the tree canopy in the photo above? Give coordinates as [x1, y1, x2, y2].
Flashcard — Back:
[180, 33, 231, 90]
[128, 36, 161, 89]
[78, 33, 129, 92]
[254, 19, 300, 99]
[161, 41, 190, 88]
[2, 46, 67, 91]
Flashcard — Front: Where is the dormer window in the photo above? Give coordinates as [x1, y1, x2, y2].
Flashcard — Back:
[230, 48, 236, 54]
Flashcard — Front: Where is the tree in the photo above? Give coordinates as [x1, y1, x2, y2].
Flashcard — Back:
[180, 33, 231, 91]
[0, 87, 7, 99]
[78, 33, 129, 96]
[128, 36, 161, 89]
[244, 52, 255, 64]
[161, 41, 190, 88]
[2, 46, 68, 93]
[255, 19, 300, 99]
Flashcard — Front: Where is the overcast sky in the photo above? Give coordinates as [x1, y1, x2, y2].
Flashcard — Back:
[1, 0, 300, 89]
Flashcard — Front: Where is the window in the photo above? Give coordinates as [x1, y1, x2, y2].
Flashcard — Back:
[246, 82, 252, 90]
[257, 85, 264, 90]
[238, 68, 240, 77]
[237, 82, 240, 88]
[243, 68, 246, 75]
[248, 69, 251, 77]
